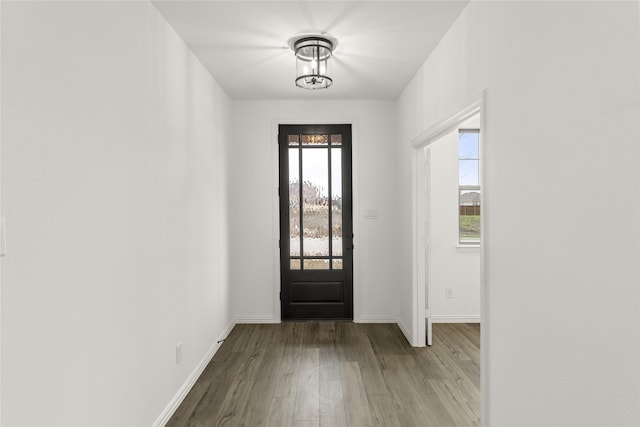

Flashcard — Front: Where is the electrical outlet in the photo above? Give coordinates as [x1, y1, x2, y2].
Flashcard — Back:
[176, 343, 182, 364]
[445, 288, 453, 298]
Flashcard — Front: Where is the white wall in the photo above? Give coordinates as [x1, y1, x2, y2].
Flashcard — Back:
[1, 2, 232, 425]
[230, 101, 399, 323]
[398, 1, 639, 426]
[428, 128, 480, 322]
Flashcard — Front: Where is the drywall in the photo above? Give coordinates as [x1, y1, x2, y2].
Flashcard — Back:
[229, 101, 399, 323]
[428, 128, 480, 322]
[398, 1, 639, 426]
[1, 2, 232, 425]
[398, 2, 640, 426]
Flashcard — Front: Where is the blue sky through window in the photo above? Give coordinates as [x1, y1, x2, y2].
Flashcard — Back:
[459, 132, 479, 186]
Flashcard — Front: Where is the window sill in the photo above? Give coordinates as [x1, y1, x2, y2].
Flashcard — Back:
[456, 244, 480, 253]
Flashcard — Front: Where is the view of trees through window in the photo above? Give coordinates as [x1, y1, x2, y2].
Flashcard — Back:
[459, 129, 481, 244]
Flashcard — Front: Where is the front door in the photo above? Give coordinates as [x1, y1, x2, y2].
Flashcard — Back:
[279, 124, 353, 320]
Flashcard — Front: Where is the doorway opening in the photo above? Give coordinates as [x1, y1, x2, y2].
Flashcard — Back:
[424, 116, 481, 343]
[278, 124, 353, 320]
[411, 97, 486, 424]
[411, 98, 484, 347]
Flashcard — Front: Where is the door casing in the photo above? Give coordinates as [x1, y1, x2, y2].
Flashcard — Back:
[278, 124, 353, 320]
[410, 96, 485, 347]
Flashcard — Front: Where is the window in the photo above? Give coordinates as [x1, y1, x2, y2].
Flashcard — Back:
[459, 129, 480, 245]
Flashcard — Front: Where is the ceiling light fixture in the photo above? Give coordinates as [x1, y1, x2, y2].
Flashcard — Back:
[289, 34, 337, 90]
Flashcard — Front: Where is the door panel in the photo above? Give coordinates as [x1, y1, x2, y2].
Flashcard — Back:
[279, 124, 353, 320]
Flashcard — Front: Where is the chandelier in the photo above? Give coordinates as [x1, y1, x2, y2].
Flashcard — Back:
[290, 35, 337, 90]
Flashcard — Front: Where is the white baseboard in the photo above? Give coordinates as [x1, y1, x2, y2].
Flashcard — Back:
[431, 315, 480, 323]
[153, 319, 236, 427]
[234, 315, 280, 324]
[356, 314, 398, 323]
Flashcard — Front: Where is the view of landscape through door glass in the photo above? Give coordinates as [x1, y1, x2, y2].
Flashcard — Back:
[279, 124, 353, 320]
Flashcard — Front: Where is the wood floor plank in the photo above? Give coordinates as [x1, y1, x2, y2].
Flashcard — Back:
[302, 322, 320, 347]
[349, 333, 389, 395]
[427, 379, 481, 426]
[293, 420, 320, 427]
[274, 368, 300, 398]
[468, 401, 482, 419]
[242, 323, 274, 353]
[458, 359, 481, 390]
[319, 322, 341, 381]
[344, 322, 365, 337]
[388, 366, 457, 427]
[383, 368, 432, 427]
[207, 350, 265, 425]
[433, 324, 472, 361]
[166, 370, 214, 425]
[414, 349, 449, 380]
[266, 397, 295, 427]
[408, 370, 458, 427]
[319, 380, 346, 427]
[340, 361, 373, 427]
[274, 323, 304, 398]
[435, 323, 479, 362]
[335, 322, 356, 362]
[229, 324, 253, 352]
[458, 323, 481, 348]
[427, 339, 480, 403]
[368, 323, 413, 356]
[243, 345, 285, 426]
[379, 353, 419, 371]
[294, 348, 320, 421]
[166, 352, 247, 426]
[367, 393, 402, 427]
[446, 323, 480, 359]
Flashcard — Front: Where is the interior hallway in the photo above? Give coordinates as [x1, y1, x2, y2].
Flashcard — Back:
[2, 1, 638, 425]
[167, 323, 480, 427]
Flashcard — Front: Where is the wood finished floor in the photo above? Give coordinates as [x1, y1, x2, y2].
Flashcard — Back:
[167, 322, 480, 427]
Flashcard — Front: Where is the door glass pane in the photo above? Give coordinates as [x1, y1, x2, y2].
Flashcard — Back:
[290, 259, 301, 270]
[289, 134, 300, 146]
[304, 259, 330, 270]
[331, 134, 342, 146]
[302, 148, 329, 256]
[302, 134, 328, 145]
[331, 148, 342, 256]
[332, 259, 343, 270]
[289, 148, 300, 256]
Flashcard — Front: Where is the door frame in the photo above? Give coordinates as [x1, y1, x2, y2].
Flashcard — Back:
[409, 93, 486, 347]
[271, 118, 360, 322]
[278, 124, 354, 320]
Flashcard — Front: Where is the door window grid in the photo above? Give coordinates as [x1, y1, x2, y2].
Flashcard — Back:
[289, 133, 344, 269]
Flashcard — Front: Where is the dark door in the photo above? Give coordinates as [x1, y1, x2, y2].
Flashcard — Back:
[279, 124, 353, 320]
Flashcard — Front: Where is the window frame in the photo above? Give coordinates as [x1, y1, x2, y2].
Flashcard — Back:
[458, 129, 481, 246]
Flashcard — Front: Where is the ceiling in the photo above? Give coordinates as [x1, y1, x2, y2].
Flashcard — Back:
[152, 1, 469, 100]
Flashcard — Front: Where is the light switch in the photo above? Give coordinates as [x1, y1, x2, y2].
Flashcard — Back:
[364, 209, 379, 220]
